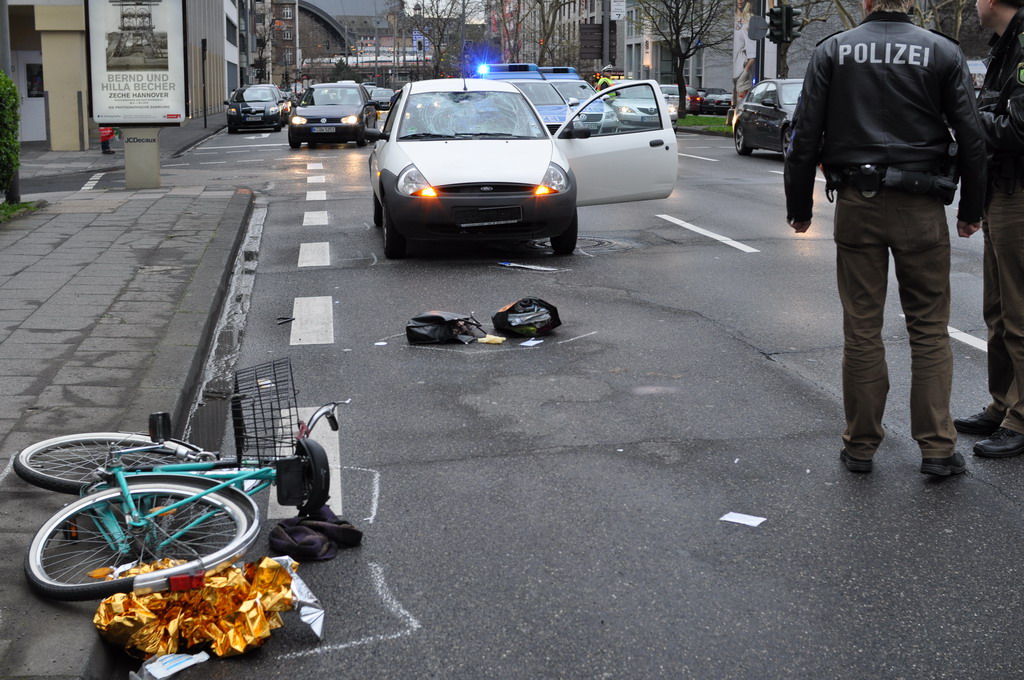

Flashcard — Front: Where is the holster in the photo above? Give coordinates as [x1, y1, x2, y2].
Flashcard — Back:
[882, 168, 957, 205]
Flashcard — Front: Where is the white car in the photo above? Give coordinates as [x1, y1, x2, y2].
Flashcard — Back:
[365, 78, 677, 258]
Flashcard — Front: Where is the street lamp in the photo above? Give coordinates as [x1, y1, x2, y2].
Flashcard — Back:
[413, 3, 421, 80]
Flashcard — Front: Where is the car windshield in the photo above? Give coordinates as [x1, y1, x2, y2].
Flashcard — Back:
[551, 81, 596, 102]
[511, 81, 566, 107]
[302, 87, 362, 106]
[371, 88, 394, 100]
[397, 90, 547, 140]
[661, 85, 679, 96]
[233, 87, 276, 102]
[780, 83, 802, 106]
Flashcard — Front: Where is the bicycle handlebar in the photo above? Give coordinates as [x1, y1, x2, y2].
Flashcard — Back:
[299, 402, 341, 439]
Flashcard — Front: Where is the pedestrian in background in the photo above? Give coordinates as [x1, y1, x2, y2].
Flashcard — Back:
[784, 0, 986, 475]
[954, 0, 1024, 459]
[99, 127, 116, 155]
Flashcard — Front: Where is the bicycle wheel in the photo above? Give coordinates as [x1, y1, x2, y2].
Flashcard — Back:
[25, 478, 260, 601]
[15, 433, 208, 495]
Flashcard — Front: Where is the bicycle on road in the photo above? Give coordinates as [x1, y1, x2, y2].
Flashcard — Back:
[16, 358, 339, 601]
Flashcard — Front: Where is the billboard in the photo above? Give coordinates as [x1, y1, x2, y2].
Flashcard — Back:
[88, 0, 187, 124]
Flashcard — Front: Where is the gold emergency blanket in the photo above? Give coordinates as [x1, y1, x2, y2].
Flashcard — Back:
[93, 557, 294, 658]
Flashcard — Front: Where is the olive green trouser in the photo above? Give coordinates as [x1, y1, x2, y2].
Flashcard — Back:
[834, 187, 956, 459]
[981, 192, 1024, 434]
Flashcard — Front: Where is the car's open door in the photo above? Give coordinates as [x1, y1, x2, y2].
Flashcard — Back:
[553, 80, 678, 206]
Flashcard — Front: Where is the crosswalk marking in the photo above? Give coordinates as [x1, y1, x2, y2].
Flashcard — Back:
[289, 296, 334, 345]
[306, 190, 326, 201]
[266, 406, 344, 519]
[298, 242, 330, 267]
[303, 211, 328, 226]
[307, 175, 326, 184]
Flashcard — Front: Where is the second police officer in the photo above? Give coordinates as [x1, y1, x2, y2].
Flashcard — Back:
[784, 0, 987, 475]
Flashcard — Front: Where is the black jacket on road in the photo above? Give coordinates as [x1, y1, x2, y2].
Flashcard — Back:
[785, 11, 986, 223]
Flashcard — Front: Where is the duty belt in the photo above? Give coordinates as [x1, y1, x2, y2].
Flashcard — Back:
[836, 163, 955, 204]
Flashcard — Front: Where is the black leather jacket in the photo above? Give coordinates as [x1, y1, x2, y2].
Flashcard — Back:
[978, 7, 1024, 193]
[785, 12, 986, 223]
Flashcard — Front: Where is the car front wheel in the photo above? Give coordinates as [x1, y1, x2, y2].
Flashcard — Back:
[734, 123, 753, 156]
[550, 211, 578, 256]
[381, 200, 407, 259]
[372, 193, 383, 227]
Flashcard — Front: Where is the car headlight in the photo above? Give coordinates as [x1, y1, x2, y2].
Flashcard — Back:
[536, 163, 570, 195]
[668, 104, 678, 114]
[396, 165, 435, 197]
[269, 106, 279, 114]
[615, 105, 636, 115]
[228, 107, 238, 114]
[342, 115, 360, 124]
[291, 115, 307, 125]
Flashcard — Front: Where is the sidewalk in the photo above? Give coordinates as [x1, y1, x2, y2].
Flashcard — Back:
[0, 119, 254, 679]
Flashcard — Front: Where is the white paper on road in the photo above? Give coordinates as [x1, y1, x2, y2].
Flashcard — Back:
[719, 512, 767, 527]
[520, 338, 544, 346]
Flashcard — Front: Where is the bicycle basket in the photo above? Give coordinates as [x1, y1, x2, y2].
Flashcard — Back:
[231, 358, 299, 466]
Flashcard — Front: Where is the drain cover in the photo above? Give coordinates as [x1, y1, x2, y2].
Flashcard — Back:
[528, 236, 634, 253]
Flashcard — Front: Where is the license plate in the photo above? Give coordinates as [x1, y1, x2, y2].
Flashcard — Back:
[311, 126, 336, 133]
[245, 116, 262, 122]
[641, 116, 658, 123]
[584, 123, 599, 130]
[453, 206, 522, 228]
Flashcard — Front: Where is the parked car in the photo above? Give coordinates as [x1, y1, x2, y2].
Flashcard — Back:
[659, 84, 681, 121]
[365, 78, 677, 258]
[287, 82, 378, 148]
[701, 88, 732, 115]
[505, 79, 576, 134]
[547, 79, 619, 134]
[369, 87, 396, 111]
[224, 85, 284, 133]
[607, 82, 674, 130]
[732, 78, 803, 155]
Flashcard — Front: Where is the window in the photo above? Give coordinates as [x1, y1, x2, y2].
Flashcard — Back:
[285, 49, 293, 64]
[283, 30, 292, 40]
[283, 6, 292, 19]
[227, 18, 238, 46]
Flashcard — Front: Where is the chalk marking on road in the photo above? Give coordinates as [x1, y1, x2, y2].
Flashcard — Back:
[290, 296, 334, 345]
[308, 175, 326, 184]
[298, 242, 330, 267]
[79, 173, 104, 192]
[307, 163, 324, 170]
[679, 153, 718, 162]
[199, 161, 228, 165]
[898, 314, 988, 352]
[267, 406, 343, 519]
[307, 190, 327, 201]
[346, 466, 381, 523]
[770, 169, 826, 183]
[274, 562, 421, 660]
[303, 211, 329, 226]
[656, 214, 760, 253]
[557, 331, 598, 345]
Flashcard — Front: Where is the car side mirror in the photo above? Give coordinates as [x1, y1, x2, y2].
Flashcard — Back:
[559, 124, 592, 140]
[567, 97, 580, 107]
[223, 100, 230, 105]
[364, 128, 388, 142]
[762, 97, 777, 108]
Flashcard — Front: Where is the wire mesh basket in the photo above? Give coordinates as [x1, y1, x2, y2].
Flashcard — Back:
[231, 358, 300, 466]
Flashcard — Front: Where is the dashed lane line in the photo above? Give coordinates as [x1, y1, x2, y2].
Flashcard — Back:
[307, 175, 326, 183]
[679, 153, 718, 162]
[656, 214, 760, 253]
[298, 242, 331, 267]
[307, 163, 324, 170]
[289, 296, 335, 345]
[303, 211, 329, 226]
[307, 190, 327, 201]
[266, 406, 343, 519]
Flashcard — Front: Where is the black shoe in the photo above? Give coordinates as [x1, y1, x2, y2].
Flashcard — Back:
[102, 149, 115, 155]
[954, 410, 1003, 436]
[973, 428, 1024, 458]
[920, 451, 967, 476]
[840, 448, 872, 473]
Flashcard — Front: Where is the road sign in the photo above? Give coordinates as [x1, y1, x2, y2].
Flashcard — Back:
[610, 0, 626, 20]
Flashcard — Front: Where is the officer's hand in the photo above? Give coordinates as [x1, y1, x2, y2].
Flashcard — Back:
[789, 219, 811, 234]
[956, 220, 981, 238]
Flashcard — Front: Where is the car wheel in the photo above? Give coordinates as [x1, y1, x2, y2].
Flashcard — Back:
[780, 124, 793, 154]
[228, 126, 238, 134]
[273, 124, 282, 132]
[550, 211, 578, 256]
[356, 126, 368, 147]
[381, 200, 407, 259]
[734, 123, 753, 156]
[372, 193, 383, 227]
[288, 137, 301, 149]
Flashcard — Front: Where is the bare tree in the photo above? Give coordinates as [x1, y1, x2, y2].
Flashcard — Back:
[528, 0, 578, 64]
[912, 0, 973, 40]
[499, 0, 536, 62]
[411, 0, 484, 76]
[777, 0, 860, 77]
[252, 12, 276, 83]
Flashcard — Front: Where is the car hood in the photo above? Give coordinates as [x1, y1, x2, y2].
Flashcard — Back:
[295, 104, 363, 118]
[534, 104, 572, 126]
[397, 140, 557, 186]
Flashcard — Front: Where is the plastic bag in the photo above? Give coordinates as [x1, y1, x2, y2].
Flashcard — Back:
[492, 297, 561, 336]
[406, 311, 484, 344]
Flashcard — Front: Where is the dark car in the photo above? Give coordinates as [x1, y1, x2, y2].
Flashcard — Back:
[287, 82, 378, 149]
[732, 78, 803, 156]
[701, 88, 731, 115]
[224, 86, 284, 133]
[369, 87, 396, 111]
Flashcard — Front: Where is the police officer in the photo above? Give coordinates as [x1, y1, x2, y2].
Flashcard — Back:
[953, 0, 1024, 459]
[784, 0, 986, 475]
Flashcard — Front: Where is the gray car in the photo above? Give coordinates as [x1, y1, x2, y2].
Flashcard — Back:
[732, 78, 802, 155]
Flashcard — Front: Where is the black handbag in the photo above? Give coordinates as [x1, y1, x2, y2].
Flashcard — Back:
[406, 311, 484, 344]
[492, 297, 561, 336]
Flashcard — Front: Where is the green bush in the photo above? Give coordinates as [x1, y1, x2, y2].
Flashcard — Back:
[0, 70, 20, 197]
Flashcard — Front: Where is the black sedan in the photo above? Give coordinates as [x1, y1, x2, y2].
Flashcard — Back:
[224, 86, 284, 133]
[287, 83, 378, 149]
[732, 78, 802, 155]
[369, 87, 396, 111]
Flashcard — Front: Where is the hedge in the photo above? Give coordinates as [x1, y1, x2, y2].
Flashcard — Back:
[0, 70, 21, 198]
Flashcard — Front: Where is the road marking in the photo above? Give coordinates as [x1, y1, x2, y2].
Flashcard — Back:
[899, 315, 987, 352]
[290, 296, 334, 345]
[303, 211, 329, 226]
[267, 406, 343, 520]
[299, 242, 331, 267]
[244, 133, 272, 139]
[770, 170, 826, 183]
[235, 158, 266, 163]
[679, 153, 718, 162]
[163, 163, 189, 167]
[79, 172, 104, 192]
[307, 190, 327, 201]
[307, 163, 324, 170]
[308, 175, 326, 183]
[656, 214, 760, 253]
[200, 161, 228, 165]
[227, 150, 251, 154]
[206, 143, 288, 149]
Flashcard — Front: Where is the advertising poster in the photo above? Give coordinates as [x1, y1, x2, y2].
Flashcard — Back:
[88, 0, 186, 124]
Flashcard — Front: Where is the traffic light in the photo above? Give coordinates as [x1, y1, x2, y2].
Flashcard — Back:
[767, 5, 786, 44]
[785, 6, 803, 41]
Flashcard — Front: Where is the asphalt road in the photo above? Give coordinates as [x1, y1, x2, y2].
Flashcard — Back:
[90, 127, 1016, 679]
